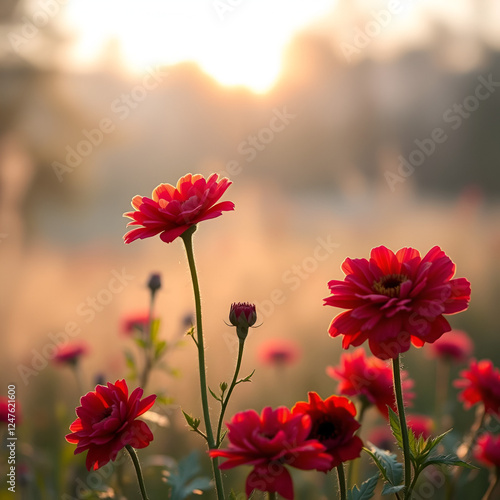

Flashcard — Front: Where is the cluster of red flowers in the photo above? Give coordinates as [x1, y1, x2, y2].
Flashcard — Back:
[210, 392, 363, 499]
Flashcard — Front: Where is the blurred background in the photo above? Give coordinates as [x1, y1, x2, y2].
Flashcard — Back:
[0, 0, 499, 498]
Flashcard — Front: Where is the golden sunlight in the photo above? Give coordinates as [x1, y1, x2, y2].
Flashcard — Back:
[62, 0, 335, 93]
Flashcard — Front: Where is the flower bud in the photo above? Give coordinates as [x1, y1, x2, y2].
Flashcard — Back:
[229, 302, 257, 340]
[147, 273, 162, 295]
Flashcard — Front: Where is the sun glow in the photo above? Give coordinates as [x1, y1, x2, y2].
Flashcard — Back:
[62, 0, 335, 93]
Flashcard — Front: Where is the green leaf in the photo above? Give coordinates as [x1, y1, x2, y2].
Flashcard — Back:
[208, 386, 221, 402]
[347, 474, 379, 500]
[150, 318, 161, 342]
[364, 444, 403, 487]
[237, 369, 256, 384]
[134, 337, 147, 349]
[165, 451, 212, 500]
[154, 340, 167, 360]
[181, 410, 200, 431]
[421, 454, 478, 471]
[381, 484, 405, 495]
[422, 429, 452, 456]
[388, 407, 403, 449]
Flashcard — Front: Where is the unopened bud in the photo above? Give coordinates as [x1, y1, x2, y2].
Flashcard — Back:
[147, 273, 162, 295]
[229, 302, 257, 340]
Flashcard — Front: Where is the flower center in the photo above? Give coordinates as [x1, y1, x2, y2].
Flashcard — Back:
[315, 419, 339, 441]
[372, 273, 408, 298]
[99, 407, 113, 421]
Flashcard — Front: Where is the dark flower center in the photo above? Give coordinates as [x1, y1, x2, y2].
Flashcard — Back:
[99, 407, 113, 421]
[314, 419, 339, 441]
[373, 273, 408, 298]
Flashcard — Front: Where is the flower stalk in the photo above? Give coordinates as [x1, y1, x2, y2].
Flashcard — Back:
[337, 463, 347, 500]
[126, 445, 150, 500]
[181, 226, 225, 500]
[392, 355, 412, 499]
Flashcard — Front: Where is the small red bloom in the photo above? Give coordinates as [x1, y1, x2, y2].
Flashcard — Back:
[327, 348, 415, 419]
[425, 329, 473, 363]
[474, 433, 500, 468]
[229, 302, 257, 340]
[209, 407, 332, 500]
[454, 359, 500, 416]
[0, 397, 21, 424]
[121, 313, 155, 336]
[257, 339, 301, 366]
[324, 246, 471, 360]
[406, 414, 434, 439]
[123, 173, 234, 244]
[65, 380, 156, 471]
[292, 392, 363, 470]
[52, 342, 88, 365]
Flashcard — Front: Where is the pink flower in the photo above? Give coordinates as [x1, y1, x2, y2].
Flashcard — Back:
[327, 348, 415, 419]
[209, 407, 332, 500]
[121, 313, 155, 336]
[324, 246, 471, 359]
[66, 380, 156, 470]
[454, 359, 500, 416]
[426, 329, 473, 363]
[123, 173, 234, 244]
[474, 433, 500, 468]
[52, 342, 88, 365]
[257, 339, 301, 366]
[292, 392, 363, 470]
[406, 414, 434, 439]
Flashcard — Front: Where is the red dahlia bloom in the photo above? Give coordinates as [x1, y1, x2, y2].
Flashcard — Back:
[209, 407, 332, 500]
[52, 342, 88, 365]
[474, 433, 500, 468]
[66, 380, 156, 471]
[123, 173, 234, 244]
[454, 359, 500, 416]
[327, 348, 415, 419]
[292, 392, 363, 470]
[324, 246, 471, 359]
[426, 329, 473, 363]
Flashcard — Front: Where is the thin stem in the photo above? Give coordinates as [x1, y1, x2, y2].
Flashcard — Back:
[181, 227, 225, 500]
[337, 464, 347, 500]
[216, 337, 245, 447]
[268, 492, 278, 500]
[140, 292, 156, 389]
[392, 356, 412, 499]
[125, 445, 150, 500]
[483, 468, 500, 500]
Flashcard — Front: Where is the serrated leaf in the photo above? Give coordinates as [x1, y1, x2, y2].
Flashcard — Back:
[347, 474, 379, 500]
[421, 454, 478, 470]
[208, 386, 222, 402]
[365, 444, 403, 487]
[388, 407, 404, 450]
[381, 484, 405, 495]
[165, 451, 212, 500]
[423, 429, 452, 455]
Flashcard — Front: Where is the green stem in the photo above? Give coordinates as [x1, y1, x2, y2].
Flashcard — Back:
[337, 464, 347, 500]
[181, 227, 225, 500]
[268, 492, 278, 500]
[125, 445, 150, 500]
[216, 337, 245, 447]
[392, 356, 412, 499]
[483, 468, 500, 500]
[140, 292, 156, 390]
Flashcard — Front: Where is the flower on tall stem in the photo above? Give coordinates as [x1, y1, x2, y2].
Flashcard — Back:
[229, 302, 257, 340]
[292, 392, 363, 470]
[425, 329, 473, 363]
[123, 173, 234, 244]
[209, 406, 332, 500]
[324, 246, 471, 360]
[454, 359, 500, 416]
[327, 348, 415, 419]
[65, 379, 156, 471]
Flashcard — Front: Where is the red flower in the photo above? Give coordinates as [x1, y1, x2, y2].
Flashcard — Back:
[327, 348, 415, 419]
[292, 392, 363, 470]
[474, 433, 500, 468]
[229, 302, 257, 340]
[426, 329, 473, 363]
[121, 313, 152, 336]
[324, 246, 471, 360]
[65, 380, 156, 470]
[454, 359, 500, 416]
[209, 407, 332, 500]
[123, 173, 234, 244]
[406, 414, 434, 439]
[257, 339, 301, 366]
[52, 342, 88, 365]
[0, 397, 21, 424]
